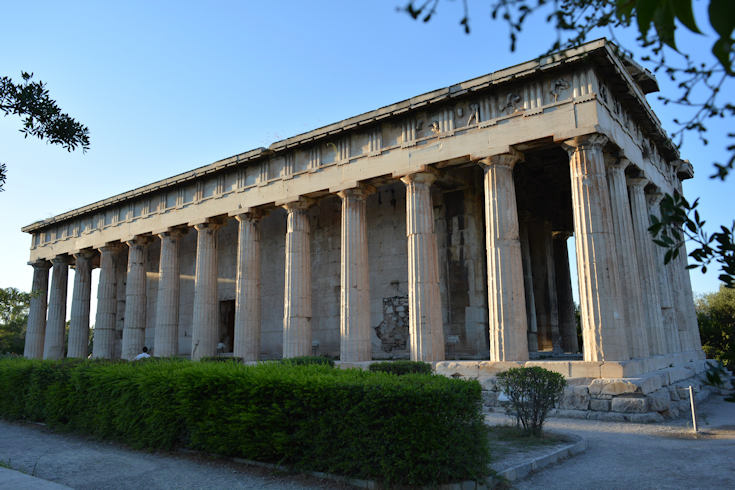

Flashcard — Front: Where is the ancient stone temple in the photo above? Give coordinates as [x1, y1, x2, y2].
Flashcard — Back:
[22, 39, 707, 418]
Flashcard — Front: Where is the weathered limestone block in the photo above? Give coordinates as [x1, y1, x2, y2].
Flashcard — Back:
[476, 376, 498, 391]
[560, 385, 590, 410]
[525, 361, 571, 377]
[611, 396, 648, 413]
[569, 361, 603, 378]
[668, 386, 680, 401]
[623, 412, 664, 423]
[588, 378, 638, 396]
[647, 388, 672, 412]
[587, 411, 626, 422]
[589, 398, 611, 411]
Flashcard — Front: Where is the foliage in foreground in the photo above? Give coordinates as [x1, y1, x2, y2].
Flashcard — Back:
[697, 286, 735, 367]
[0, 287, 32, 355]
[0, 358, 490, 486]
[368, 360, 433, 375]
[497, 367, 566, 436]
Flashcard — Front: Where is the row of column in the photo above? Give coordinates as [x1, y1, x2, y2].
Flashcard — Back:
[24, 132, 701, 363]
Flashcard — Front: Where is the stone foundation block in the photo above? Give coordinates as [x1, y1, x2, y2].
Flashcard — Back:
[476, 361, 524, 377]
[481, 390, 499, 407]
[588, 378, 638, 396]
[434, 361, 479, 378]
[647, 388, 672, 412]
[587, 411, 626, 422]
[611, 396, 648, 413]
[525, 361, 571, 377]
[551, 408, 590, 419]
[559, 385, 590, 410]
[569, 361, 602, 378]
[589, 398, 610, 411]
[477, 376, 498, 391]
[668, 386, 680, 401]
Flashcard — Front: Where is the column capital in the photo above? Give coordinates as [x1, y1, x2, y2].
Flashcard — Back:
[336, 184, 376, 200]
[51, 255, 73, 266]
[646, 189, 664, 207]
[234, 209, 266, 222]
[477, 148, 524, 169]
[193, 217, 226, 232]
[125, 235, 154, 247]
[28, 259, 52, 270]
[400, 170, 437, 186]
[626, 176, 649, 190]
[281, 197, 315, 212]
[73, 249, 96, 261]
[552, 230, 573, 241]
[157, 226, 188, 240]
[561, 133, 609, 155]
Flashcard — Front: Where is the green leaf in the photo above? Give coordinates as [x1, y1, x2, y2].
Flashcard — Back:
[653, 2, 677, 49]
[712, 38, 734, 75]
[636, 0, 659, 36]
[708, 0, 735, 38]
[671, 0, 700, 33]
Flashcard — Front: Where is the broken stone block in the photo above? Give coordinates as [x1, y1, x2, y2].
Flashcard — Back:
[646, 388, 671, 412]
[559, 385, 590, 410]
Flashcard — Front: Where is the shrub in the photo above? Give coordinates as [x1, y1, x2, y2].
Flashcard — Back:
[278, 355, 335, 367]
[200, 356, 244, 363]
[496, 366, 566, 436]
[0, 358, 489, 485]
[368, 360, 432, 375]
[696, 286, 735, 368]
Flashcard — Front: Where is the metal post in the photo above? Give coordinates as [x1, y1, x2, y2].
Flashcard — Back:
[689, 385, 697, 433]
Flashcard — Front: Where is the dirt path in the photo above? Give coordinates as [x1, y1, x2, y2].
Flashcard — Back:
[486, 395, 735, 489]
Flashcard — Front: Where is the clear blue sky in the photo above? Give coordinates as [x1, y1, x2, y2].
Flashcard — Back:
[1, 1, 731, 321]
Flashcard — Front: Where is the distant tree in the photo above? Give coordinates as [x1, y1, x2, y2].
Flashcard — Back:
[0, 71, 90, 191]
[402, 0, 734, 287]
[0, 287, 32, 354]
[696, 286, 735, 367]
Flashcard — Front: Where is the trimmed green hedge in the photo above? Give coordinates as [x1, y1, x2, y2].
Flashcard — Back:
[0, 358, 490, 485]
[368, 360, 433, 375]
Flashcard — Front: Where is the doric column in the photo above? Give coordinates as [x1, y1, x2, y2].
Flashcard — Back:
[234, 212, 262, 361]
[121, 236, 151, 360]
[675, 242, 702, 353]
[401, 172, 445, 362]
[282, 199, 313, 358]
[191, 221, 222, 361]
[605, 157, 649, 358]
[627, 178, 666, 355]
[553, 232, 579, 353]
[67, 251, 95, 358]
[338, 186, 374, 362]
[92, 245, 120, 359]
[528, 219, 563, 353]
[478, 152, 528, 361]
[154, 229, 185, 357]
[23, 260, 51, 359]
[563, 134, 628, 361]
[647, 191, 680, 354]
[519, 217, 538, 352]
[43, 256, 71, 360]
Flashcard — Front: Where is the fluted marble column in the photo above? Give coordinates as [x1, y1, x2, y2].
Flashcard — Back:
[43, 256, 71, 360]
[675, 242, 703, 353]
[606, 157, 649, 358]
[479, 152, 528, 361]
[553, 232, 579, 353]
[627, 178, 666, 355]
[154, 229, 185, 357]
[92, 245, 120, 359]
[338, 186, 373, 362]
[401, 172, 445, 361]
[283, 199, 313, 358]
[234, 212, 262, 361]
[23, 260, 51, 359]
[191, 222, 222, 361]
[519, 218, 538, 352]
[67, 251, 95, 358]
[121, 237, 151, 360]
[563, 135, 628, 361]
[528, 219, 563, 353]
[647, 191, 680, 354]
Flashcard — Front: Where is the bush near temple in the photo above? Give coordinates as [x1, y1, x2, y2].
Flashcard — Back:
[497, 366, 566, 436]
[0, 358, 490, 486]
[696, 286, 735, 369]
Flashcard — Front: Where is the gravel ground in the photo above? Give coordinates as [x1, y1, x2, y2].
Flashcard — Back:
[486, 394, 735, 489]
